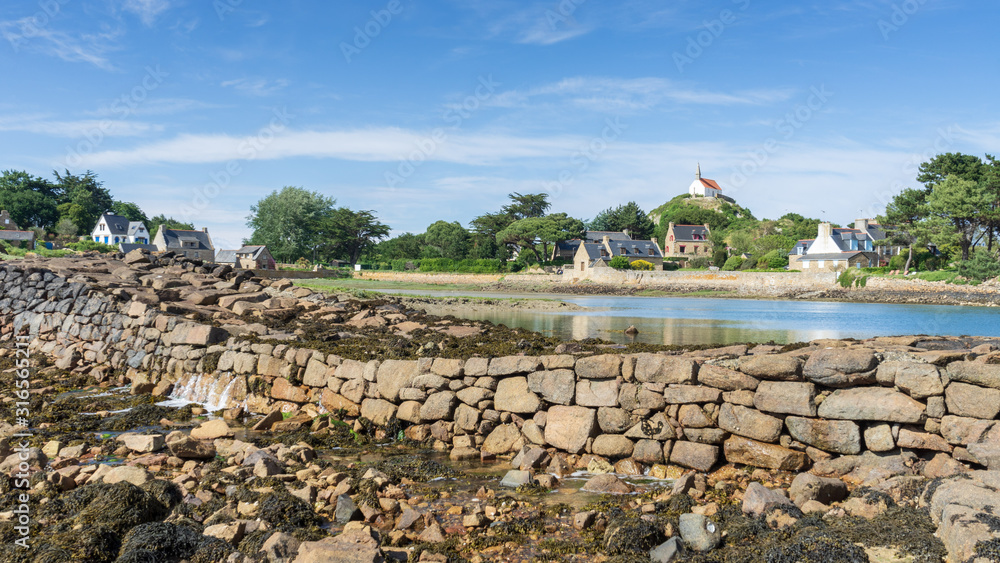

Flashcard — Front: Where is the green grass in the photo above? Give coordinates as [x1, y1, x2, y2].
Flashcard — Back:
[295, 277, 495, 293]
[1, 247, 76, 259]
[871, 269, 979, 285]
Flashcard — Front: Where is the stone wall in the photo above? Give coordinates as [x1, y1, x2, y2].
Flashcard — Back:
[5, 261, 1000, 476]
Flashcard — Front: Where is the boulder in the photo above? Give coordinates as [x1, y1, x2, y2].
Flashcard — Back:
[360, 399, 397, 426]
[669, 441, 719, 472]
[483, 424, 523, 454]
[617, 383, 666, 411]
[575, 355, 622, 379]
[877, 361, 944, 398]
[103, 465, 152, 486]
[743, 482, 795, 516]
[817, 388, 924, 423]
[788, 473, 847, 506]
[803, 348, 878, 387]
[545, 406, 596, 454]
[738, 354, 802, 380]
[785, 417, 861, 455]
[591, 435, 634, 458]
[527, 370, 575, 405]
[190, 419, 233, 440]
[945, 382, 1000, 419]
[167, 436, 216, 459]
[576, 379, 620, 407]
[495, 377, 542, 413]
[678, 513, 721, 552]
[633, 354, 696, 384]
[376, 360, 419, 402]
[662, 385, 721, 404]
[581, 473, 634, 494]
[940, 415, 994, 445]
[420, 391, 457, 421]
[946, 361, 1000, 389]
[753, 381, 816, 417]
[724, 436, 808, 471]
[487, 356, 543, 376]
[292, 527, 384, 563]
[696, 364, 760, 391]
[718, 403, 783, 443]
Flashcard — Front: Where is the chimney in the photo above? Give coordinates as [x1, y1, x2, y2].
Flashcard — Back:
[602, 235, 610, 246]
[854, 218, 868, 231]
[818, 222, 832, 239]
[202, 227, 208, 233]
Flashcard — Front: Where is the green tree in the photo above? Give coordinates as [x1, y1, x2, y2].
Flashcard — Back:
[925, 176, 986, 260]
[608, 256, 630, 269]
[0, 170, 60, 229]
[502, 192, 550, 220]
[55, 218, 78, 237]
[53, 170, 114, 233]
[589, 201, 656, 240]
[374, 233, 424, 261]
[722, 256, 744, 271]
[751, 234, 795, 257]
[726, 231, 754, 255]
[879, 187, 930, 274]
[957, 248, 1000, 281]
[147, 215, 195, 239]
[496, 213, 585, 263]
[246, 187, 336, 262]
[110, 201, 149, 223]
[423, 221, 470, 260]
[917, 153, 986, 190]
[321, 208, 390, 266]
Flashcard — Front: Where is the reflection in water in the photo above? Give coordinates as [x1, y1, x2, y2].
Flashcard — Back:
[404, 290, 1000, 346]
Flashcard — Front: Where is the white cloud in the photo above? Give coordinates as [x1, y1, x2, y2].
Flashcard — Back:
[123, 0, 171, 26]
[221, 77, 289, 97]
[0, 114, 160, 137]
[0, 19, 119, 70]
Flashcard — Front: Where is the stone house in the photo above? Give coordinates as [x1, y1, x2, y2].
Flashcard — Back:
[572, 235, 664, 273]
[551, 230, 633, 261]
[663, 223, 711, 257]
[236, 245, 276, 270]
[153, 225, 216, 263]
[91, 212, 150, 245]
[788, 221, 879, 271]
[0, 210, 20, 231]
[0, 229, 35, 248]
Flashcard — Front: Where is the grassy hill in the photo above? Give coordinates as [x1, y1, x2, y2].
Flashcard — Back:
[648, 194, 756, 247]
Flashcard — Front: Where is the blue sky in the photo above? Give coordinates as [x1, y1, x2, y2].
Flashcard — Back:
[1, 0, 997, 249]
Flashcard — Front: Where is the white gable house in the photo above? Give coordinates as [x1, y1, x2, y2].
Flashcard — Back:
[687, 164, 724, 198]
[91, 212, 150, 245]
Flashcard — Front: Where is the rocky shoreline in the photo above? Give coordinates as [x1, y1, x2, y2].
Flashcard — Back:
[3, 252, 1000, 562]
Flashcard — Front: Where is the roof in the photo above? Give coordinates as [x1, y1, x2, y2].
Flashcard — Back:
[0, 230, 35, 241]
[215, 250, 238, 264]
[797, 252, 877, 261]
[127, 221, 148, 237]
[610, 240, 662, 258]
[698, 178, 723, 192]
[671, 224, 710, 241]
[97, 212, 131, 236]
[585, 231, 632, 243]
[119, 243, 157, 253]
[236, 245, 269, 260]
[158, 228, 214, 251]
[580, 242, 607, 261]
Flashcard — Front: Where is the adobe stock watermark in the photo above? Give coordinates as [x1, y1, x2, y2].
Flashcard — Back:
[545, 0, 586, 30]
[340, 0, 403, 63]
[384, 75, 498, 189]
[180, 107, 294, 221]
[10, 333, 33, 549]
[542, 117, 627, 201]
[673, 0, 750, 73]
[63, 65, 168, 168]
[878, 0, 928, 41]
[2, 0, 71, 53]
[728, 84, 833, 192]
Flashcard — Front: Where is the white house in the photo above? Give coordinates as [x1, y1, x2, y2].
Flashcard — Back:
[91, 212, 150, 245]
[687, 164, 724, 198]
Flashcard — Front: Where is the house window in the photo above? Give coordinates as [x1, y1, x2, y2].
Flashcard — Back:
[669, 235, 674, 241]
[619, 248, 626, 255]
[648, 248, 654, 256]
[600, 248, 607, 257]
[679, 245, 686, 253]
[818, 260, 825, 268]
[99, 224, 105, 231]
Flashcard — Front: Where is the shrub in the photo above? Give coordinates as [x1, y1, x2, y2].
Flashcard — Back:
[65, 240, 118, 253]
[739, 256, 759, 270]
[712, 248, 729, 268]
[630, 259, 655, 271]
[888, 254, 906, 271]
[687, 257, 711, 269]
[663, 261, 681, 271]
[957, 250, 1000, 281]
[761, 249, 789, 269]
[721, 256, 743, 271]
[608, 256, 630, 269]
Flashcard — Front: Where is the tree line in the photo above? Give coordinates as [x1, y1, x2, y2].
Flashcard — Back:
[0, 169, 193, 240]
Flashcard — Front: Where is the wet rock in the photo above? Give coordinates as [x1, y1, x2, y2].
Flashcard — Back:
[678, 513, 721, 552]
[293, 526, 384, 563]
[120, 433, 165, 453]
[633, 439, 665, 465]
[336, 494, 362, 524]
[500, 470, 533, 488]
[724, 436, 808, 471]
[360, 398, 397, 426]
[420, 391, 457, 421]
[204, 521, 246, 545]
[168, 436, 216, 459]
[262, 531, 301, 563]
[482, 423, 523, 454]
[582, 473, 634, 494]
[103, 465, 153, 486]
[649, 537, 683, 562]
[592, 435, 634, 458]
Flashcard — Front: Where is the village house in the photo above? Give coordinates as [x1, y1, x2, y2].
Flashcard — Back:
[91, 212, 150, 245]
[0, 210, 35, 248]
[788, 220, 880, 271]
[663, 222, 711, 257]
[572, 234, 664, 273]
[216, 245, 276, 270]
[152, 225, 216, 263]
[551, 230, 633, 261]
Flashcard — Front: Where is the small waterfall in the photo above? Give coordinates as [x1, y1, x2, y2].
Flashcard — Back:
[167, 373, 246, 412]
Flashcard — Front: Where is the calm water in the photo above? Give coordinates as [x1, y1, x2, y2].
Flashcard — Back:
[377, 289, 1000, 346]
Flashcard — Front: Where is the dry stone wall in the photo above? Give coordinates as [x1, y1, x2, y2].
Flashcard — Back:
[4, 262, 1000, 476]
